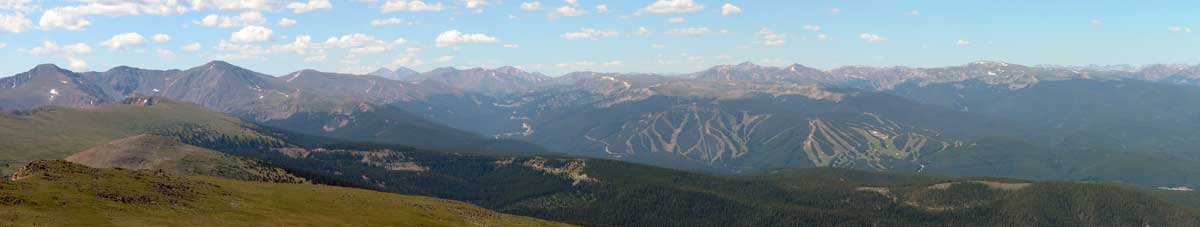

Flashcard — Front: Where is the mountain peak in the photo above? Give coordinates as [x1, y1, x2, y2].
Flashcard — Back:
[370, 67, 393, 75]
[32, 63, 65, 72]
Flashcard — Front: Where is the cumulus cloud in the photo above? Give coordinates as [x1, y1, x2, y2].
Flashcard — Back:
[520, 1, 541, 10]
[561, 28, 618, 40]
[602, 60, 623, 67]
[31, 41, 93, 71]
[595, 4, 608, 13]
[904, 10, 920, 16]
[462, 0, 487, 9]
[0, 0, 33, 12]
[956, 39, 969, 46]
[322, 33, 404, 53]
[287, 0, 332, 13]
[802, 25, 821, 32]
[181, 42, 203, 52]
[36, 1, 201, 31]
[0, 12, 33, 33]
[1169, 26, 1192, 33]
[435, 55, 455, 62]
[859, 33, 887, 42]
[230, 25, 273, 43]
[721, 3, 741, 15]
[151, 33, 171, 43]
[1090, 19, 1102, 25]
[503, 43, 520, 48]
[381, 0, 445, 12]
[642, 0, 703, 14]
[664, 27, 710, 36]
[370, 17, 405, 26]
[548, 6, 585, 19]
[196, 11, 267, 28]
[100, 32, 146, 50]
[391, 47, 423, 66]
[667, 17, 684, 24]
[756, 28, 785, 46]
[0, 43, 5, 49]
[435, 30, 498, 47]
[278, 18, 297, 26]
[650, 43, 665, 48]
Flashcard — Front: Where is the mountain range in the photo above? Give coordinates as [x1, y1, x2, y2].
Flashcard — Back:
[4, 60, 1200, 225]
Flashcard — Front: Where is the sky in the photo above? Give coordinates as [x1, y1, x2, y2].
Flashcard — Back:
[1, 0, 1199, 76]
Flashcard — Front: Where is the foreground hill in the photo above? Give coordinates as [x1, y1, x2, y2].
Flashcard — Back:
[0, 95, 283, 174]
[0, 160, 571, 227]
[65, 134, 306, 183]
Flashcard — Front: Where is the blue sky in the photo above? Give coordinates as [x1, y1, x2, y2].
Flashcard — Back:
[0, 0, 1198, 76]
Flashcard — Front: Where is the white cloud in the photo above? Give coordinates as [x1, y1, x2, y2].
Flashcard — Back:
[721, 3, 741, 16]
[667, 17, 684, 24]
[0, 43, 5, 49]
[756, 28, 785, 46]
[382, 0, 445, 12]
[181, 42, 203, 52]
[0, 13, 33, 33]
[1090, 19, 1102, 25]
[802, 25, 821, 32]
[31, 41, 92, 71]
[36, 1, 200, 31]
[904, 10, 920, 16]
[370, 17, 405, 26]
[548, 6, 585, 19]
[503, 43, 520, 48]
[956, 39, 969, 46]
[278, 17, 297, 26]
[561, 28, 619, 40]
[192, 0, 279, 11]
[632, 27, 650, 36]
[602, 60, 623, 67]
[564, 0, 580, 7]
[392, 47, 423, 66]
[520, 1, 541, 10]
[196, 11, 267, 28]
[322, 33, 402, 53]
[664, 27, 710, 36]
[650, 43, 665, 48]
[101, 32, 146, 50]
[435, 55, 455, 62]
[595, 4, 608, 13]
[0, 0, 33, 12]
[642, 0, 703, 14]
[859, 33, 887, 42]
[230, 26, 273, 43]
[273, 35, 314, 54]
[462, 0, 487, 8]
[213, 39, 268, 60]
[155, 48, 175, 57]
[435, 30, 498, 47]
[829, 8, 841, 14]
[816, 34, 829, 41]
[1169, 26, 1192, 33]
[287, 0, 332, 13]
[151, 34, 171, 43]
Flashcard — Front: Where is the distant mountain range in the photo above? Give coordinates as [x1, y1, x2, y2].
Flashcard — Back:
[4, 61, 1200, 225]
[5, 60, 1200, 188]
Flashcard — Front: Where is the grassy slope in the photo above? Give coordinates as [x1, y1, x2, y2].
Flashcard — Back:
[65, 134, 306, 183]
[0, 160, 572, 227]
[0, 100, 279, 173]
